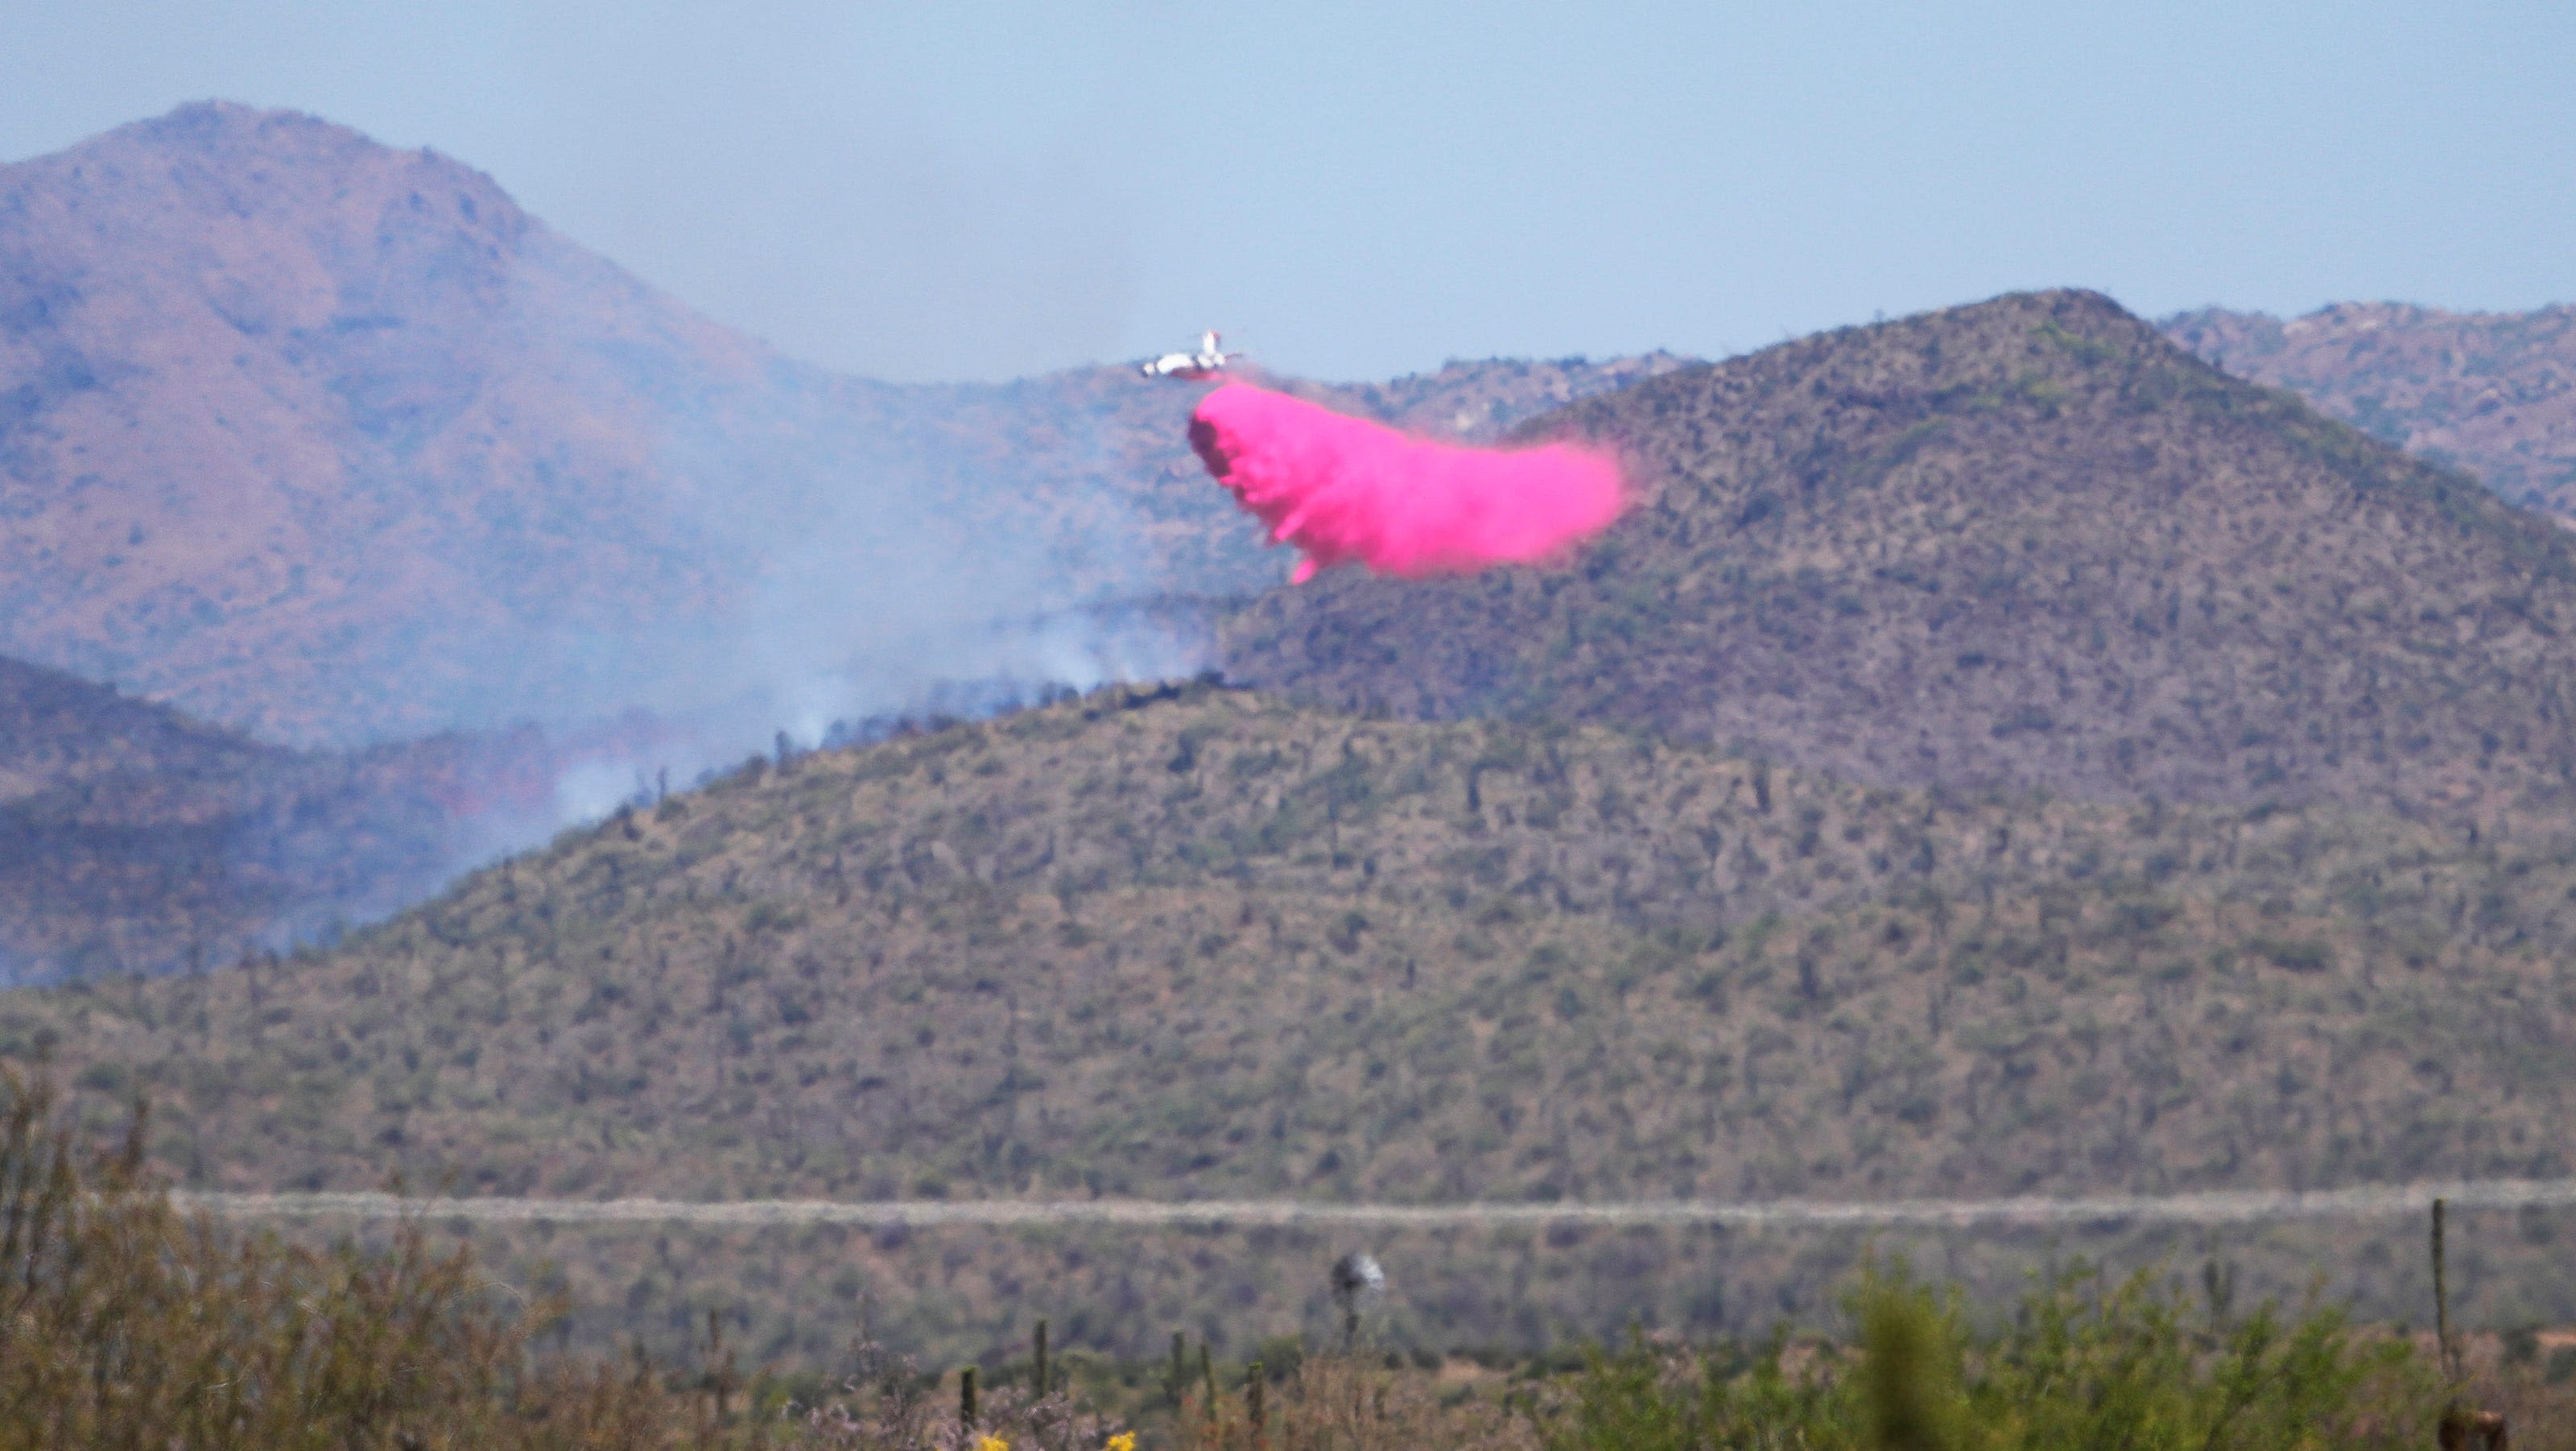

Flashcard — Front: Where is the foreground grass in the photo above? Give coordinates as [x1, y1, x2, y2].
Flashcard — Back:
[0, 1069, 703, 1449]
[6, 1063, 2567, 1447]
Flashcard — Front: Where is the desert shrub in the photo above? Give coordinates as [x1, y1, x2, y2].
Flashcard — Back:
[1552, 1264, 2435, 1451]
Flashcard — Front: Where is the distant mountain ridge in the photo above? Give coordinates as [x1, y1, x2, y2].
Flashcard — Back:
[2164, 302, 2576, 522]
[0, 101, 1678, 748]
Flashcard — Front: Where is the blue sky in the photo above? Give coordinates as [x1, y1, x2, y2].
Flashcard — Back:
[4, 1, 2571, 383]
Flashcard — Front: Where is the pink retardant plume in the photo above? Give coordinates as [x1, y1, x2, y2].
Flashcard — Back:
[1187, 383, 1626, 583]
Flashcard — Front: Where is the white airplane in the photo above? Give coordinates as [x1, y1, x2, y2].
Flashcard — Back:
[1139, 330, 1241, 380]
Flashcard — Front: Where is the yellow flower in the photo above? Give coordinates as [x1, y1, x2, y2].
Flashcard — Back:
[1106, 1436, 1137, 1451]
[976, 1436, 1009, 1451]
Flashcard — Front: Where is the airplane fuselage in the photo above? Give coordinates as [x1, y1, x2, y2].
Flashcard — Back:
[1141, 330, 1238, 380]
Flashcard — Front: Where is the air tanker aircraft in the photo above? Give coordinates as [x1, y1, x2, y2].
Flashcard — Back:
[1140, 331, 1240, 380]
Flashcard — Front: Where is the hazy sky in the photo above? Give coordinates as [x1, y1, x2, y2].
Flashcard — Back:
[5, 1, 2571, 383]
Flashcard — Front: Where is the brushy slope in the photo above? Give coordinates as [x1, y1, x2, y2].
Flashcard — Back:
[12, 683, 2570, 1209]
[1223, 290, 2576, 818]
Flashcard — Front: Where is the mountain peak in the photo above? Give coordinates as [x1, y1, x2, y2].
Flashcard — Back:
[0, 103, 745, 743]
[10, 98, 533, 262]
[126, 98, 367, 147]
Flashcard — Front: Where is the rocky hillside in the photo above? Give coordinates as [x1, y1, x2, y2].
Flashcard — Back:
[1224, 290, 2576, 819]
[2165, 302, 2576, 521]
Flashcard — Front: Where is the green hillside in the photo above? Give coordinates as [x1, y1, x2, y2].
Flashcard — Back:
[1223, 290, 2576, 818]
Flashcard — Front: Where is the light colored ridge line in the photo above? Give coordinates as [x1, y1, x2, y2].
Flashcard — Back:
[171, 1179, 2576, 1230]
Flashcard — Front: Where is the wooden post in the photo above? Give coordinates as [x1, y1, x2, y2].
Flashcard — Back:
[706, 1308, 734, 1424]
[2434, 1197, 2460, 1385]
[961, 1366, 978, 1430]
[1170, 1332, 1187, 1407]
[2431, 1197, 2514, 1450]
[1247, 1361, 1266, 1439]
[1034, 1318, 1051, 1399]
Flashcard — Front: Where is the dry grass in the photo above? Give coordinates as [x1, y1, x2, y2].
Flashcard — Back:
[0, 1066, 704, 1449]
[1174, 1351, 1542, 1451]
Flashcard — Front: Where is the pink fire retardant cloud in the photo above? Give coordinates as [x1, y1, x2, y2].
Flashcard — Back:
[1187, 383, 1627, 583]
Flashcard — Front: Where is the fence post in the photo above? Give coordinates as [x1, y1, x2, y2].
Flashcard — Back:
[2434, 1197, 2460, 1385]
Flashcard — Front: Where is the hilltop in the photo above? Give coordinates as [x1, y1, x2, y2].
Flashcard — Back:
[1224, 290, 2576, 818]
[2165, 302, 2576, 521]
[0, 101, 1673, 745]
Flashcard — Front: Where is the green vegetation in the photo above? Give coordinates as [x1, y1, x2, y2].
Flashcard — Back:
[20, 684, 2576, 1211]
[1554, 1267, 2432, 1451]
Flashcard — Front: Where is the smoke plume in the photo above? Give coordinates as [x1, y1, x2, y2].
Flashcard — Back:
[1188, 382, 1625, 583]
